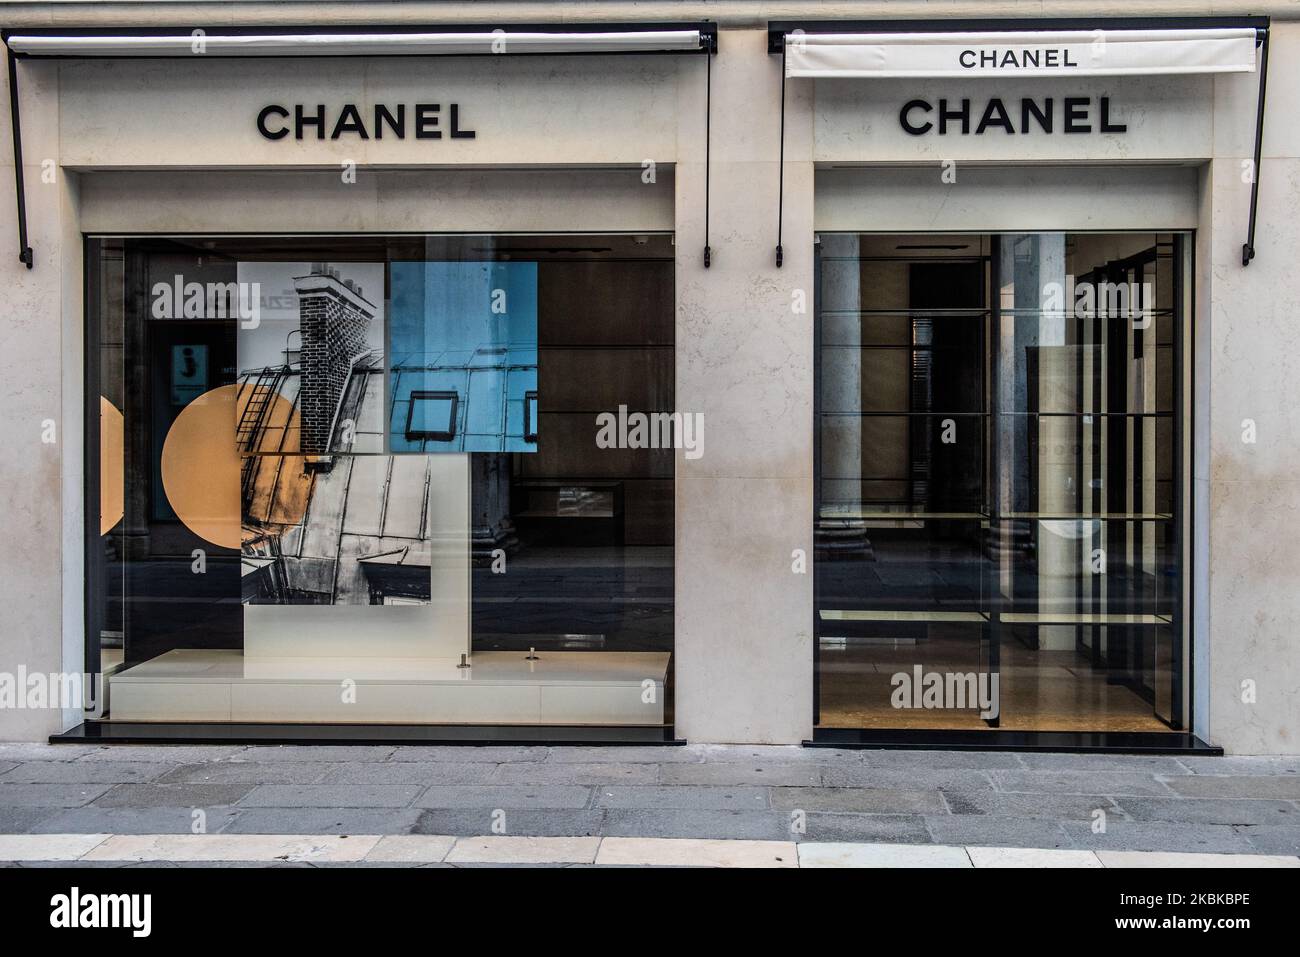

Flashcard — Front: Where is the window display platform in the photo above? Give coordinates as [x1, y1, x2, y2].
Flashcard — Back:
[106, 649, 669, 726]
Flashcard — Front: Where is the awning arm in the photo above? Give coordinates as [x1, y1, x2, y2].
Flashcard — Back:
[775, 45, 786, 268]
[1, 22, 718, 271]
[1243, 28, 1270, 267]
[6, 47, 32, 268]
[704, 48, 713, 268]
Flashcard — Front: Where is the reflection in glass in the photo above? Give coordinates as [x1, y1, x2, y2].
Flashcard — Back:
[815, 232, 1188, 732]
[86, 235, 674, 728]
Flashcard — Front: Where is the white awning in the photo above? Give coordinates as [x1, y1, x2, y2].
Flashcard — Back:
[5, 30, 706, 58]
[785, 28, 1257, 78]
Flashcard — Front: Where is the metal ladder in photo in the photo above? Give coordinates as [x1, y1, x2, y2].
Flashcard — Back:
[237, 366, 287, 498]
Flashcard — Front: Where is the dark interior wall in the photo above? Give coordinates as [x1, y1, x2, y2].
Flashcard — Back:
[523, 258, 675, 546]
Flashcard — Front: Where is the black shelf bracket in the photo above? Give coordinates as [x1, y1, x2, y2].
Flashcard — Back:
[6, 43, 33, 269]
[1243, 27, 1270, 267]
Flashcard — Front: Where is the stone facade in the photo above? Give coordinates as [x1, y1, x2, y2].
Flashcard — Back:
[0, 2, 1298, 752]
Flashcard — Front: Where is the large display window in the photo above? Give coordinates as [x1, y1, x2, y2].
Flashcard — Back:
[815, 232, 1190, 734]
[87, 234, 674, 729]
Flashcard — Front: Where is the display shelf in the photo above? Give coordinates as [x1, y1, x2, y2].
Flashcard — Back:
[1000, 612, 1172, 626]
[820, 609, 990, 623]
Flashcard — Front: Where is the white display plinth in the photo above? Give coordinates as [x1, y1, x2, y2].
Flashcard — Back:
[244, 454, 471, 661]
[106, 649, 670, 725]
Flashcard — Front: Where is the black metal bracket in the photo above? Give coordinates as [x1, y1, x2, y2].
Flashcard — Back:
[704, 41, 712, 268]
[1243, 28, 1270, 267]
[2, 21, 719, 272]
[6, 44, 32, 268]
[775, 46, 786, 268]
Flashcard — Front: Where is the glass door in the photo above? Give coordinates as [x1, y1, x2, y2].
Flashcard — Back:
[815, 232, 1189, 734]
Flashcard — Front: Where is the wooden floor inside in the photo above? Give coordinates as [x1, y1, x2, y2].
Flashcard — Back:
[817, 636, 1172, 732]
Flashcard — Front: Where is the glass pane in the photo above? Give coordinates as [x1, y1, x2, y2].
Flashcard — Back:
[816, 232, 1187, 733]
[87, 234, 675, 727]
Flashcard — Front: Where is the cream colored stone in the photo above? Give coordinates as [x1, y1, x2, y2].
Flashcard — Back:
[79, 169, 673, 235]
[82, 834, 379, 862]
[1098, 850, 1300, 868]
[57, 56, 682, 169]
[816, 166, 1199, 233]
[364, 835, 457, 863]
[445, 836, 600, 864]
[596, 837, 797, 867]
[967, 846, 1103, 868]
[799, 842, 972, 868]
[0, 7, 1298, 755]
[0, 834, 110, 861]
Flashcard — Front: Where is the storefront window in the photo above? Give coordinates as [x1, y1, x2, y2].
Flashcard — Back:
[87, 235, 674, 727]
[815, 232, 1189, 733]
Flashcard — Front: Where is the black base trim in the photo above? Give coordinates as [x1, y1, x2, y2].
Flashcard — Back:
[52, 722, 684, 747]
[807, 728, 1221, 755]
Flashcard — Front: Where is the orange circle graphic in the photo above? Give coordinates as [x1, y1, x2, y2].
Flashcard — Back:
[99, 396, 124, 536]
[160, 384, 243, 549]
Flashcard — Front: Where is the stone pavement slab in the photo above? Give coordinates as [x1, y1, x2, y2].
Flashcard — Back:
[593, 785, 769, 809]
[239, 784, 423, 808]
[1, 744, 1298, 854]
[770, 786, 945, 814]
[600, 808, 790, 840]
[446, 836, 600, 864]
[412, 808, 604, 837]
[0, 833, 109, 861]
[94, 783, 253, 808]
[595, 837, 796, 867]
[224, 808, 423, 835]
[800, 812, 930, 843]
[966, 846, 1103, 868]
[30, 806, 240, 835]
[413, 785, 592, 809]
[1111, 796, 1298, 826]
[799, 842, 971, 868]
[1060, 821, 1257, 854]
[363, 835, 457, 862]
[1096, 849, 1300, 868]
[1235, 825, 1300, 855]
[0, 783, 113, 807]
[83, 834, 378, 862]
[988, 770, 1176, 796]
[158, 762, 337, 785]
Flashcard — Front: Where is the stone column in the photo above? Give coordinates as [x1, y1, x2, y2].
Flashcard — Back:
[672, 30, 814, 743]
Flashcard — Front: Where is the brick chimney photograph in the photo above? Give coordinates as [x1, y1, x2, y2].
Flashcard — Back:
[235, 261, 385, 456]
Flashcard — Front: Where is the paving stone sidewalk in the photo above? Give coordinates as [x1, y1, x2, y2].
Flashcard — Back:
[1, 743, 1298, 856]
